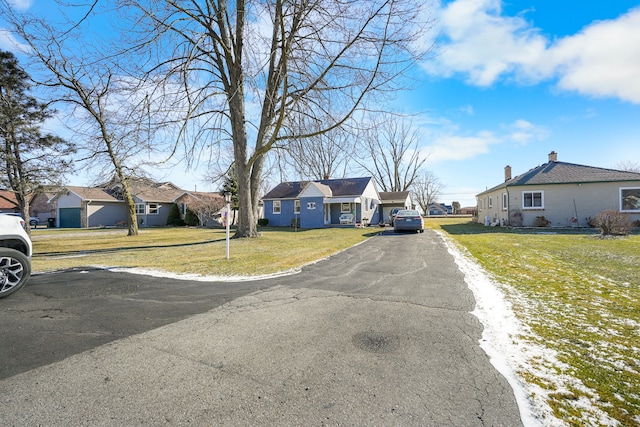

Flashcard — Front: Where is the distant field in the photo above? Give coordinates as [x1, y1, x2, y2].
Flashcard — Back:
[425, 217, 640, 426]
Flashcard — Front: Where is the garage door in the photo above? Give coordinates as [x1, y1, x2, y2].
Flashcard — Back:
[59, 208, 81, 228]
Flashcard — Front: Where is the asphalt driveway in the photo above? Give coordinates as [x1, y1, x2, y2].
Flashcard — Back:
[0, 229, 524, 426]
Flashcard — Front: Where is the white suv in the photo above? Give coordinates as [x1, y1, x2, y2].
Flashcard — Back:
[0, 214, 32, 298]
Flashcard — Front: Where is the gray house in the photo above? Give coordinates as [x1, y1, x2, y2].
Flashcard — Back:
[51, 180, 189, 228]
[476, 151, 640, 227]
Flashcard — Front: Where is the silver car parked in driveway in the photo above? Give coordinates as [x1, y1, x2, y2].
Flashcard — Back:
[393, 209, 424, 233]
[0, 214, 32, 298]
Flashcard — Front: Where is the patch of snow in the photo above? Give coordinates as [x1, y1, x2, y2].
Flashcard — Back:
[107, 266, 301, 282]
[436, 231, 621, 427]
[435, 231, 561, 427]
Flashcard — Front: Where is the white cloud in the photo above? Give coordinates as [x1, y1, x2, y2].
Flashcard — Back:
[425, 130, 499, 162]
[460, 104, 474, 115]
[548, 10, 640, 103]
[419, 117, 547, 162]
[503, 119, 548, 145]
[0, 28, 29, 52]
[7, 0, 32, 10]
[424, 1, 640, 103]
[424, 0, 548, 86]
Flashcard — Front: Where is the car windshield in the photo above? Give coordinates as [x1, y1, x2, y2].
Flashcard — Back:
[397, 210, 420, 217]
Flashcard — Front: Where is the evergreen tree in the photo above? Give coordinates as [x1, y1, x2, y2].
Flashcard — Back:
[166, 203, 185, 226]
[220, 165, 239, 226]
[184, 209, 200, 227]
[0, 51, 75, 233]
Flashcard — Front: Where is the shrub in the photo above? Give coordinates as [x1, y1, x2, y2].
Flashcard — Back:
[534, 216, 550, 227]
[166, 204, 185, 226]
[184, 209, 200, 226]
[595, 209, 632, 236]
[257, 218, 268, 226]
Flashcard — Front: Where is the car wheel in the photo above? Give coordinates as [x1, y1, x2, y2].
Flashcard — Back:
[30, 219, 38, 227]
[0, 248, 31, 298]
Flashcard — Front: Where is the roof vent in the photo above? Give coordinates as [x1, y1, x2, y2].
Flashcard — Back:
[548, 151, 558, 162]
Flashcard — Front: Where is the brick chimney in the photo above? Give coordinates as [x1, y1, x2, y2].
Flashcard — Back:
[504, 165, 512, 181]
[548, 151, 558, 162]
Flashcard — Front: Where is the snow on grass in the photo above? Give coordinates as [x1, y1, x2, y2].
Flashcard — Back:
[436, 231, 620, 427]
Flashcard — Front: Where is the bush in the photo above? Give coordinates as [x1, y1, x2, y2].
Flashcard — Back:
[257, 218, 268, 226]
[166, 204, 185, 226]
[184, 209, 200, 226]
[595, 209, 632, 236]
[534, 216, 550, 227]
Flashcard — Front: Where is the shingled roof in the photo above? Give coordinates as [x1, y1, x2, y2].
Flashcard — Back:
[263, 177, 373, 199]
[481, 161, 640, 195]
[0, 190, 19, 210]
[379, 191, 410, 203]
[65, 186, 121, 202]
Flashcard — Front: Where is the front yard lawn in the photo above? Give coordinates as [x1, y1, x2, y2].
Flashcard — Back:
[31, 226, 378, 277]
[426, 218, 640, 426]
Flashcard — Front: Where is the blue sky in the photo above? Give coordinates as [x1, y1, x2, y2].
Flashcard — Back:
[405, 0, 640, 206]
[2, 1, 639, 207]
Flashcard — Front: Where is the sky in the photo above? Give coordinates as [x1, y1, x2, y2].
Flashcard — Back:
[404, 0, 640, 207]
[1, 0, 640, 208]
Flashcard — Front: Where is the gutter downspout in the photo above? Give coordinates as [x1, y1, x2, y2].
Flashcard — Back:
[505, 187, 510, 226]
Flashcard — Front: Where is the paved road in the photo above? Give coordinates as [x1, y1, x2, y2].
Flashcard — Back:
[0, 229, 523, 426]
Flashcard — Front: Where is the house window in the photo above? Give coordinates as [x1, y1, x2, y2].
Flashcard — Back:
[620, 187, 640, 212]
[502, 193, 508, 210]
[273, 200, 281, 214]
[522, 191, 544, 209]
[136, 204, 145, 215]
[307, 202, 316, 210]
[180, 203, 187, 215]
[148, 203, 159, 215]
[294, 200, 300, 214]
[488, 197, 493, 208]
[341, 203, 351, 213]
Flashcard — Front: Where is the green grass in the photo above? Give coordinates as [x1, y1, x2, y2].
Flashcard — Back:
[31, 226, 380, 276]
[425, 218, 640, 426]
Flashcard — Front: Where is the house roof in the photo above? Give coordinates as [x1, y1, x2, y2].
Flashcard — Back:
[379, 191, 410, 203]
[64, 186, 121, 202]
[128, 181, 184, 203]
[0, 190, 19, 210]
[479, 161, 640, 195]
[263, 177, 374, 199]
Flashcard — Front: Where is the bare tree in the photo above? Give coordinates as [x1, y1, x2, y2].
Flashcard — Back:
[1, 3, 174, 236]
[356, 113, 427, 192]
[617, 160, 640, 173]
[185, 193, 226, 227]
[411, 171, 443, 214]
[128, 0, 432, 238]
[285, 124, 355, 180]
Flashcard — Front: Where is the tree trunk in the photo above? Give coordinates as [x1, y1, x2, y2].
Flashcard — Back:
[234, 162, 258, 238]
[123, 184, 139, 236]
